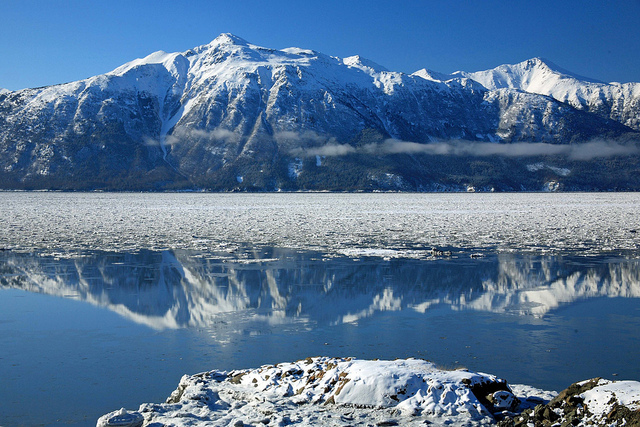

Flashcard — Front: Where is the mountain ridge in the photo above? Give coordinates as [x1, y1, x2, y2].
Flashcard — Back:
[457, 57, 640, 131]
[0, 34, 638, 191]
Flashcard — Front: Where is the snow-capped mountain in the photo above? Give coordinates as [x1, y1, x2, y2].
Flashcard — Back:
[0, 34, 638, 191]
[452, 58, 640, 131]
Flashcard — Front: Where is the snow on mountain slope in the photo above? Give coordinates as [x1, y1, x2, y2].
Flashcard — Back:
[343, 55, 389, 73]
[412, 68, 458, 83]
[163, 33, 491, 149]
[456, 58, 603, 91]
[456, 58, 640, 130]
[0, 34, 638, 191]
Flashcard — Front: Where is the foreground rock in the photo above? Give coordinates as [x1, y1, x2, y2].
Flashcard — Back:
[97, 357, 540, 426]
[499, 378, 640, 427]
[97, 358, 639, 426]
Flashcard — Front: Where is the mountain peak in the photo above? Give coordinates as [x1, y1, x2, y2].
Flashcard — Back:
[510, 57, 564, 77]
[412, 68, 454, 82]
[209, 33, 250, 47]
[343, 55, 388, 72]
[462, 57, 606, 92]
[516, 57, 604, 84]
[523, 57, 552, 68]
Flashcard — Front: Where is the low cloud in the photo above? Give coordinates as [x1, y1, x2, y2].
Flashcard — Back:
[295, 143, 356, 157]
[148, 128, 639, 161]
[276, 130, 338, 146]
[280, 130, 349, 157]
[290, 138, 640, 161]
[143, 136, 162, 147]
[565, 139, 639, 160]
[144, 128, 243, 148]
[166, 128, 242, 146]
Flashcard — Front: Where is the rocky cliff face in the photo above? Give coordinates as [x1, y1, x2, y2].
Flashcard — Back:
[0, 34, 638, 191]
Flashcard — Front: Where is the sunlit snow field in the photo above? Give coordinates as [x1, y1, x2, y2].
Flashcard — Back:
[1, 192, 639, 426]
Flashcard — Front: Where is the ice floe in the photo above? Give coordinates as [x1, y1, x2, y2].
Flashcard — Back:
[2, 192, 640, 256]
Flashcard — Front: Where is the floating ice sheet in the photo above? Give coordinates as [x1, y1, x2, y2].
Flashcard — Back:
[1, 192, 639, 256]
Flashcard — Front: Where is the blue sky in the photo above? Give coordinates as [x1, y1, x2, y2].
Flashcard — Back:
[1, 0, 639, 91]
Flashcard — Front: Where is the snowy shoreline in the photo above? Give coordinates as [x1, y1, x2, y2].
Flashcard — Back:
[97, 357, 639, 427]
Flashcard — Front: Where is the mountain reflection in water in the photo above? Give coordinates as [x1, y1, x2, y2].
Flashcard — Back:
[2, 247, 640, 427]
[2, 247, 639, 332]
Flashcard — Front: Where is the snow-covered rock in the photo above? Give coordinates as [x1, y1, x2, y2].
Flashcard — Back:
[96, 358, 640, 426]
[499, 377, 640, 426]
[97, 357, 531, 426]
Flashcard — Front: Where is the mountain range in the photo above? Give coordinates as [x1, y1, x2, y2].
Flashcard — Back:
[1, 34, 639, 191]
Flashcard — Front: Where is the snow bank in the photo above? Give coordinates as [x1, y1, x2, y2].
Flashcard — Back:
[97, 357, 529, 426]
[97, 358, 640, 426]
[499, 377, 640, 426]
[582, 379, 640, 414]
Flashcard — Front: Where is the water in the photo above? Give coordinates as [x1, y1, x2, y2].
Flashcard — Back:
[0, 192, 639, 426]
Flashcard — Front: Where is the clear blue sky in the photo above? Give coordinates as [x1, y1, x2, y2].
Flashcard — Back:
[1, 0, 639, 91]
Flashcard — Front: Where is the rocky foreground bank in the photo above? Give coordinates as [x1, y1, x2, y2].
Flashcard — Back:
[97, 357, 639, 427]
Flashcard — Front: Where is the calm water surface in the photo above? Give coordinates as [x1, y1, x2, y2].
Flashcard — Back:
[0, 192, 639, 426]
